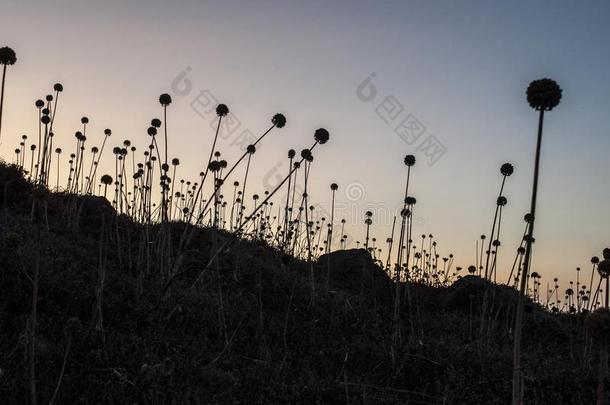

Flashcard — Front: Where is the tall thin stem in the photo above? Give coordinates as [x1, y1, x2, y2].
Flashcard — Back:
[0, 64, 6, 143]
[513, 109, 544, 405]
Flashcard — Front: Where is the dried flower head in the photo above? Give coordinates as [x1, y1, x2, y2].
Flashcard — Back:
[0, 47, 17, 65]
[598, 260, 610, 278]
[159, 93, 172, 106]
[314, 128, 329, 144]
[500, 162, 514, 176]
[526, 78, 562, 111]
[272, 113, 287, 128]
[301, 148, 313, 162]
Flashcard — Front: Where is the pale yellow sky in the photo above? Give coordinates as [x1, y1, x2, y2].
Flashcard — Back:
[1, 0, 609, 297]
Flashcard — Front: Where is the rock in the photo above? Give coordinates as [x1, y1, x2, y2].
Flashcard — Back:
[316, 249, 392, 299]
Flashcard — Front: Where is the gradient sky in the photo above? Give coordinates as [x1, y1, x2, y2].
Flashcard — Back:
[1, 0, 609, 292]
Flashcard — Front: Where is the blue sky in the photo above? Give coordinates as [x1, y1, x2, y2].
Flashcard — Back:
[1, 0, 609, 290]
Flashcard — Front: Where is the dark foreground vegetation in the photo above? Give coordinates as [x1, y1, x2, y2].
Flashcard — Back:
[0, 162, 604, 404]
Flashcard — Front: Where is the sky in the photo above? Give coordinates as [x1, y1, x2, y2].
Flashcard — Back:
[1, 0, 609, 293]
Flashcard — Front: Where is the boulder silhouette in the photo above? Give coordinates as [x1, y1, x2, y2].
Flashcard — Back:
[316, 248, 391, 299]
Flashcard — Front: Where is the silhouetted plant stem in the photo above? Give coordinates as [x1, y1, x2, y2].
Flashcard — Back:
[513, 78, 561, 403]
[233, 154, 252, 228]
[29, 239, 40, 405]
[392, 155, 415, 367]
[513, 109, 544, 405]
[598, 342, 608, 405]
[183, 117, 222, 228]
[48, 333, 71, 405]
[0, 64, 6, 143]
[485, 176, 506, 280]
[186, 140, 320, 290]
[386, 216, 397, 270]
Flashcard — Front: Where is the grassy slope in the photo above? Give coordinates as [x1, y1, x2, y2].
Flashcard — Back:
[0, 163, 599, 404]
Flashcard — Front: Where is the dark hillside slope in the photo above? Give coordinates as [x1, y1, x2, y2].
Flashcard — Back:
[0, 163, 598, 404]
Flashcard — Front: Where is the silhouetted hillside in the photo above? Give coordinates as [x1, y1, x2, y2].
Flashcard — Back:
[0, 163, 600, 404]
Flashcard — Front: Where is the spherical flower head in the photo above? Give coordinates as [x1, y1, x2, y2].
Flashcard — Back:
[598, 260, 610, 278]
[517, 246, 525, 254]
[314, 128, 329, 144]
[55, 148, 62, 154]
[468, 265, 476, 273]
[301, 148, 313, 162]
[492, 240, 501, 247]
[104, 128, 112, 136]
[500, 162, 514, 177]
[233, 181, 239, 187]
[208, 160, 221, 172]
[147, 126, 157, 136]
[330, 183, 338, 191]
[404, 154, 416, 167]
[42, 108, 50, 116]
[365, 218, 372, 225]
[272, 113, 287, 128]
[0, 47, 17, 65]
[35, 99, 44, 108]
[405, 196, 416, 205]
[247, 144, 256, 154]
[592, 256, 600, 264]
[604, 248, 610, 260]
[216, 104, 229, 117]
[220, 160, 227, 169]
[41, 115, 50, 125]
[524, 213, 532, 223]
[497, 196, 507, 206]
[101, 174, 113, 185]
[288, 149, 296, 159]
[159, 93, 172, 106]
[172, 158, 180, 166]
[81, 116, 89, 124]
[46, 94, 53, 102]
[526, 78, 562, 111]
[161, 163, 170, 172]
[151, 118, 162, 128]
[365, 210, 373, 217]
[53, 83, 63, 92]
